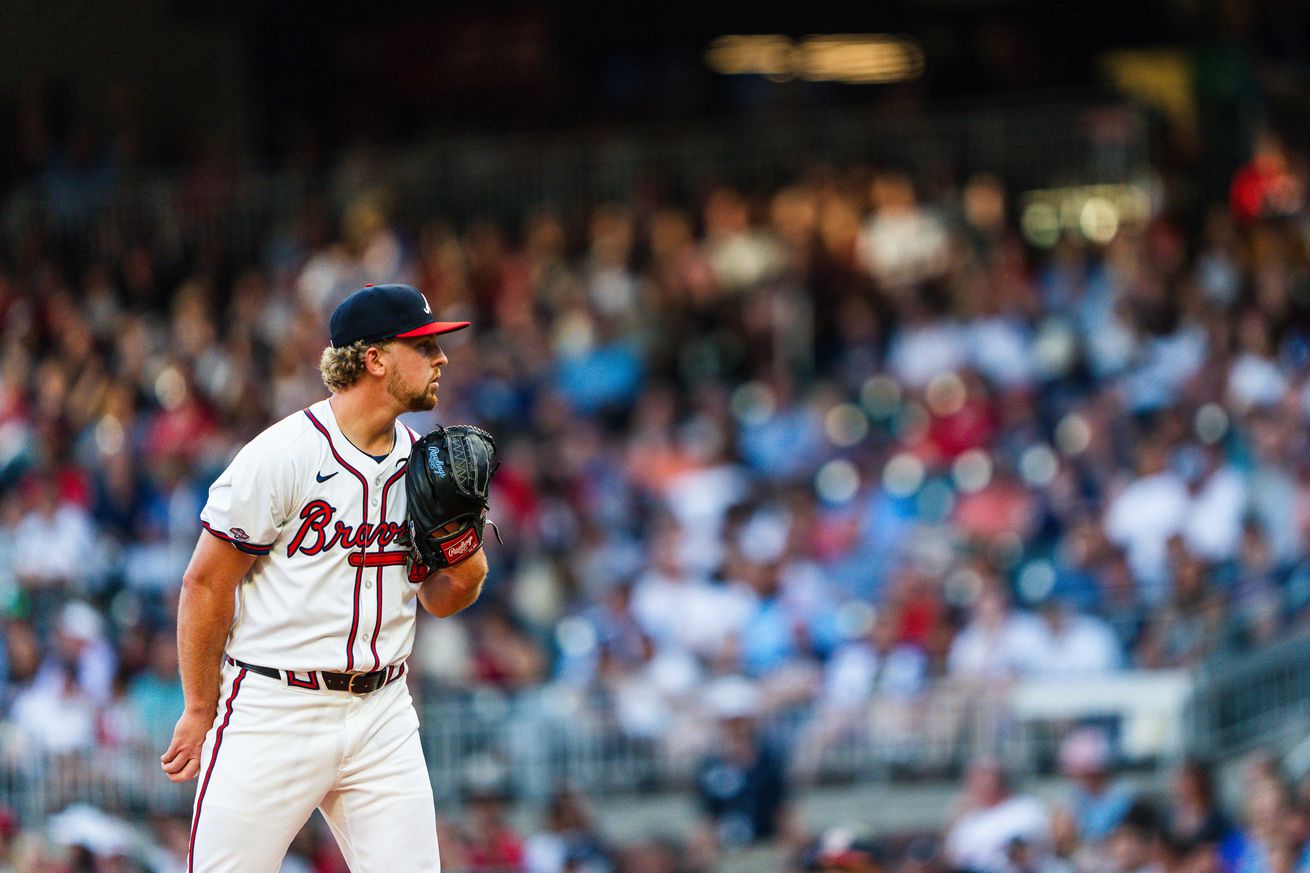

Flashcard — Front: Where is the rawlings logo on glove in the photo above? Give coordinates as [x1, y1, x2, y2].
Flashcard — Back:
[403, 424, 499, 572]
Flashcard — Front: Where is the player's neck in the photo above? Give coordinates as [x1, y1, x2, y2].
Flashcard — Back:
[328, 390, 398, 457]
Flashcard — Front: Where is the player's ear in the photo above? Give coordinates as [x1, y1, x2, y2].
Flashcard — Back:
[363, 344, 389, 377]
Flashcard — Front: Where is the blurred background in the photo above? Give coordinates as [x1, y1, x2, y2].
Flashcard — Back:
[3, 0, 1310, 871]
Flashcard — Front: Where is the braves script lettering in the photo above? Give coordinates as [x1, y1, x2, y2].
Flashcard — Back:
[286, 500, 406, 557]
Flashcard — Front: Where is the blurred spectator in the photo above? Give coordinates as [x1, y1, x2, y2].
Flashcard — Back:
[1105, 803, 1162, 873]
[524, 786, 612, 873]
[791, 609, 926, 781]
[943, 759, 1050, 873]
[732, 556, 820, 707]
[1103, 444, 1189, 606]
[125, 631, 183, 750]
[1030, 599, 1122, 677]
[630, 528, 747, 666]
[690, 677, 800, 867]
[140, 815, 190, 873]
[947, 586, 1044, 682]
[857, 171, 950, 290]
[702, 188, 784, 293]
[1135, 550, 1224, 669]
[886, 301, 967, 390]
[1229, 133, 1303, 225]
[469, 607, 547, 692]
[1175, 445, 1247, 564]
[1227, 774, 1294, 873]
[454, 784, 527, 873]
[1164, 760, 1231, 849]
[11, 662, 97, 754]
[32, 602, 115, 706]
[9, 477, 93, 621]
[1058, 728, 1135, 845]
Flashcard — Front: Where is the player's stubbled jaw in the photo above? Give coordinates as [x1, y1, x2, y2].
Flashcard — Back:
[385, 365, 438, 413]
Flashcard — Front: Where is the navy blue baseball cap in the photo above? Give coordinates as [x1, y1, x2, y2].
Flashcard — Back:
[329, 284, 470, 348]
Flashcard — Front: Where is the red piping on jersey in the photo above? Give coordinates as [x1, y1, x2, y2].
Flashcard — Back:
[371, 429, 413, 671]
[371, 567, 384, 670]
[200, 521, 273, 556]
[304, 408, 371, 671]
[345, 561, 364, 671]
[188, 668, 246, 872]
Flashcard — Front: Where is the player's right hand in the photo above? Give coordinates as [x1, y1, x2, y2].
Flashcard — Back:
[161, 710, 212, 782]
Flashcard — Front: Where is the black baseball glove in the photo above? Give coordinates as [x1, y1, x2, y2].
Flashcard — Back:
[404, 424, 499, 572]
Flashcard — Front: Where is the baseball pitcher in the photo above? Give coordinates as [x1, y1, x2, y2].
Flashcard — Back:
[161, 283, 497, 872]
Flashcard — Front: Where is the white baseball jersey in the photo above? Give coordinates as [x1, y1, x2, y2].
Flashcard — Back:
[200, 398, 423, 674]
[189, 398, 443, 872]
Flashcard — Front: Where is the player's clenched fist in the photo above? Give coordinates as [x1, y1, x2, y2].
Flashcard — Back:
[161, 709, 212, 782]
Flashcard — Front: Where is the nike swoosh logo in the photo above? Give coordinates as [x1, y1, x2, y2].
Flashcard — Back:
[316, 471, 338, 483]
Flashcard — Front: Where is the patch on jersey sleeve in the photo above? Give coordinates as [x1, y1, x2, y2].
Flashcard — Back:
[229, 528, 250, 542]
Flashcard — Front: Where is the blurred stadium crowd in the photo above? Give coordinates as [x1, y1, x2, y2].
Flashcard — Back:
[0, 115, 1309, 869]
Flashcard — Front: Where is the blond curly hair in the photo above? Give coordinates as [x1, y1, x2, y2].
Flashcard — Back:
[319, 339, 391, 392]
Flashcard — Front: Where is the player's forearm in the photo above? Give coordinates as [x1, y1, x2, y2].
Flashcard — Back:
[417, 550, 488, 618]
[177, 572, 237, 716]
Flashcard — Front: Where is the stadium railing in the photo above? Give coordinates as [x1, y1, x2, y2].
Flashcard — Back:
[1185, 630, 1310, 763]
[0, 669, 1192, 822]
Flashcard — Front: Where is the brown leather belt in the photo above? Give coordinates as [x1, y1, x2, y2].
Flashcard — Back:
[225, 656, 391, 695]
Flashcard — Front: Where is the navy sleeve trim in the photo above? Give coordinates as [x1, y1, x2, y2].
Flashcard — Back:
[201, 521, 274, 556]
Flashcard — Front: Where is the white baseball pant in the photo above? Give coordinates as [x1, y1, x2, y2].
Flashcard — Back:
[186, 659, 440, 872]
